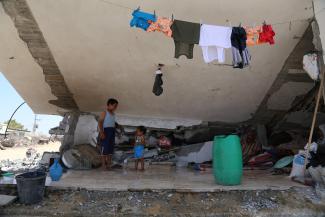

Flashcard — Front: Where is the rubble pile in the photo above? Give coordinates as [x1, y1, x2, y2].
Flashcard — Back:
[0, 134, 50, 148]
[0, 148, 41, 172]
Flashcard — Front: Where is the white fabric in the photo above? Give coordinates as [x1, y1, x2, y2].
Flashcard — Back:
[199, 24, 232, 63]
[303, 53, 319, 80]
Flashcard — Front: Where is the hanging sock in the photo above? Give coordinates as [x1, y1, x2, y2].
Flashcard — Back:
[152, 70, 163, 96]
[199, 24, 232, 63]
[147, 17, 173, 37]
[258, 24, 275, 45]
[170, 20, 200, 59]
[130, 9, 157, 31]
[231, 27, 251, 69]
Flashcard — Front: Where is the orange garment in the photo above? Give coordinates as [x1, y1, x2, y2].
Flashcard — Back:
[147, 17, 173, 37]
[244, 26, 262, 46]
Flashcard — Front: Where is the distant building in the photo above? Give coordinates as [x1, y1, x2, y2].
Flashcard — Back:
[0, 123, 30, 137]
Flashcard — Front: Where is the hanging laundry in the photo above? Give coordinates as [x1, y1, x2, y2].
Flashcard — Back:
[147, 17, 173, 37]
[231, 27, 251, 68]
[130, 9, 157, 31]
[244, 26, 262, 46]
[199, 25, 232, 63]
[170, 20, 200, 59]
[152, 70, 163, 96]
[259, 24, 275, 45]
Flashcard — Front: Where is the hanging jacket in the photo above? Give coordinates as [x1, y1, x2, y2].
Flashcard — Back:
[153, 74, 163, 96]
[130, 9, 157, 31]
[171, 20, 201, 59]
[259, 24, 275, 45]
[231, 27, 251, 69]
[231, 27, 247, 51]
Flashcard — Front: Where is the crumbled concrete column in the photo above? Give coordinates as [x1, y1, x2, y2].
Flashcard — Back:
[60, 112, 80, 153]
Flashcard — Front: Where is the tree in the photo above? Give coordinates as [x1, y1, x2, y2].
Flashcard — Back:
[4, 119, 25, 130]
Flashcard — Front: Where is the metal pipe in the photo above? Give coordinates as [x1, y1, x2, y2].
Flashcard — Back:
[4, 102, 26, 138]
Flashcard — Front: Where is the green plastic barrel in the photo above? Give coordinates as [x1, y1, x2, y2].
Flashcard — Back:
[213, 135, 243, 185]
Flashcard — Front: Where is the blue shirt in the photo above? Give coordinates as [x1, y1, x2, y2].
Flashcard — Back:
[103, 111, 115, 128]
[130, 9, 156, 31]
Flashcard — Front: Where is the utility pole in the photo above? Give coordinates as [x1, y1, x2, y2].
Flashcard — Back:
[32, 114, 40, 134]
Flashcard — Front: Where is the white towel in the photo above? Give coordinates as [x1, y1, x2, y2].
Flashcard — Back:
[199, 25, 232, 63]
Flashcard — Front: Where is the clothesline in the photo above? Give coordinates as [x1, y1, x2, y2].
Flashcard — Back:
[98, 0, 323, 27]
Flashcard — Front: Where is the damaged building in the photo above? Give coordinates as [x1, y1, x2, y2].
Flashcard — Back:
[1, 0, 325, 215]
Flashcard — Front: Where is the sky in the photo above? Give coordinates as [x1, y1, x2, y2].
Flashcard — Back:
[0, 73, 62, 135]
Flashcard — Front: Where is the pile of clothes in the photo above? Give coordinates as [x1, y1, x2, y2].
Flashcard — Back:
[130, 9, 275, 68]
[307, 144, 325, 189]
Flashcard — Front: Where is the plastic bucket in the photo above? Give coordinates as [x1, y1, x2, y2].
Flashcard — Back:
[15, 171, 46, 204]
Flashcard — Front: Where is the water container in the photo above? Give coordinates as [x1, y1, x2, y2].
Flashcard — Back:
[16, 171, 46, 204]
[49, 158, 63, 181]
[213, 135, 243, 185]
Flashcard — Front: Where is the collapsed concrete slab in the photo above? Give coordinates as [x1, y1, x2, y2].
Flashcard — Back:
[176, 141, 213, 165]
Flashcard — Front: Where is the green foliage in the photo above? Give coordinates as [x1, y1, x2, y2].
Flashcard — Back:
[4, 119, 25, 130]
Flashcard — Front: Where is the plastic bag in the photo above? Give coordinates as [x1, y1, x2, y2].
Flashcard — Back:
[303, 53, 319, 81]
[289, 154, 306, 178]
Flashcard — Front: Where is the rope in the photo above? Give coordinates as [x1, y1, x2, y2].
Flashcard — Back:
[98, 0, 324, 27]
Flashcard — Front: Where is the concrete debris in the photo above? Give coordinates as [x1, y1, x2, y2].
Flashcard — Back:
[62, 144, 101, 169]
[241, 193, 278, 213]
[0, 154, 41, 172]
[1, 188, 324, 216]
[0, 134, 50, 148]
[39, 152, 60, 169]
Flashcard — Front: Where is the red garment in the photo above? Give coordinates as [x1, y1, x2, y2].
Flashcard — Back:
[259, 24, 275, 45]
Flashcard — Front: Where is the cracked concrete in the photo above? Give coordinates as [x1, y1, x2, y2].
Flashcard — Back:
[1, 0, 78, 110]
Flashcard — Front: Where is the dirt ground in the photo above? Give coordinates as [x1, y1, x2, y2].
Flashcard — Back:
[0, 142, 60, 162]
[0, 186, 325, 217]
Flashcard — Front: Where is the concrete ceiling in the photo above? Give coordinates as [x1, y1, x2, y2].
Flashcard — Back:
[0, 0, 315, 123]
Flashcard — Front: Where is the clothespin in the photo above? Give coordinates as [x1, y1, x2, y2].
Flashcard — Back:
[136, 6, 140, 11]
[226, 19, 232, 27]
[289, 21, 292, 31]
[171, 14, 174, 22]
[154, 10, 156, 17]
[239, 22, 242, 27]
[263, 20, 266, 25]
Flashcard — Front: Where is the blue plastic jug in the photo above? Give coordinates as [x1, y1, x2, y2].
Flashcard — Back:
[49, 158, 63, 181]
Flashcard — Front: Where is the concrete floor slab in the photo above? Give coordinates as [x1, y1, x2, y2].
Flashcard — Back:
[47, 165, 305, 192]
[0, 195, 16, 206]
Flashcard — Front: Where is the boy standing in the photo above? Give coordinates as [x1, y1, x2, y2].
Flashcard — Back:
[98, 98, 119, 170]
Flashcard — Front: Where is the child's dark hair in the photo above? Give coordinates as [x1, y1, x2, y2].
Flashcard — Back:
[137, 126, 147, 134]
[107, 98, 118, 106]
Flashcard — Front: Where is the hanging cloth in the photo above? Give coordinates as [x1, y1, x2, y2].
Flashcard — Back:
[231, 27, 251, 68]
[259, 24, 275, 45]
[130, 9, 157, 31]
[170, 20, 200, 59]
[152, 70, 163, 96]
[199, 24, 232, 63]
[147, 17, 173, 37]
[244, 26, 262, 46]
